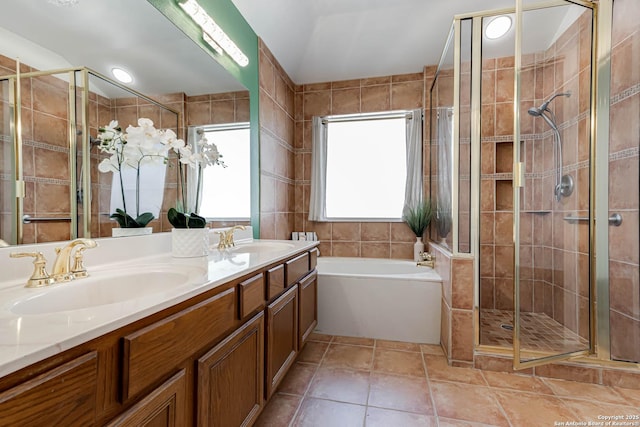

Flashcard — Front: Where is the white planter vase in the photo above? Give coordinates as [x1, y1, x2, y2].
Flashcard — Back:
[414, 236, 424, 262]
[172, 228, 209, 258]
[112, 227, 153, 238]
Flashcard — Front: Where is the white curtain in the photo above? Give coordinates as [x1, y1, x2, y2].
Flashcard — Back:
[437, 108, 453, 213]
[402, 108, 424, 217]
[308, 116, 328, 221]
[185, 126, 202, 213]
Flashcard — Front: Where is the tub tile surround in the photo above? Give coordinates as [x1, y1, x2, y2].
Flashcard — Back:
[256, 334, 639, 427]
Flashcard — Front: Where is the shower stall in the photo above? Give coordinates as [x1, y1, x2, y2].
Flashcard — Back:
[430, 0, 639, 369]
[0, 66, 180, 244]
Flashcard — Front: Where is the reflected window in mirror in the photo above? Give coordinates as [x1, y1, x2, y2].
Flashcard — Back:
[192, 123, 250, 221]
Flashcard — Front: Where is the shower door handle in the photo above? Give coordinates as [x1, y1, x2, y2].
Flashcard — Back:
[563, 213, 622, 226]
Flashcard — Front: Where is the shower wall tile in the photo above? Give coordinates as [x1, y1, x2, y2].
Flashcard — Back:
[452, 258, 473, 310]
[451, 309, 474, 362]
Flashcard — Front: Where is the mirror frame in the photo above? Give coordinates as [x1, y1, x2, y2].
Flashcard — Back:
[147, 0, 260, 237]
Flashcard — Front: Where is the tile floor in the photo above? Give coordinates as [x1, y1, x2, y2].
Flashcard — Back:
[480, 309, 588, 352]
[255, 333, 640, 427]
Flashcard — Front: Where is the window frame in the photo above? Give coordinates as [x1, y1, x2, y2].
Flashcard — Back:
[196, 122, 251, 222]
[321, 111, 412, 222]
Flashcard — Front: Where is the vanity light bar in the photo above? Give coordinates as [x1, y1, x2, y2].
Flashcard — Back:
[179, 0, 249, 67]
[202, 32, 224, 55]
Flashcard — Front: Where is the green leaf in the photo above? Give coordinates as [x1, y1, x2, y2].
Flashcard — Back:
[168, 207, 187, 228]
[402, 200, 433, 237]
[167, 208, 207, 228]
[186, 212, 207, 228]
[110, 208, 154, 228]
[135, 212, 155, 227]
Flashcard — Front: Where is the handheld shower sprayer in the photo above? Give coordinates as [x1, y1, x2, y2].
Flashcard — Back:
[527, 92, 573, 201]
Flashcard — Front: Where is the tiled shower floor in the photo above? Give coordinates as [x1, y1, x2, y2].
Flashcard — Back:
[255, 333, 639, 426]
[480, 309, 589, 352]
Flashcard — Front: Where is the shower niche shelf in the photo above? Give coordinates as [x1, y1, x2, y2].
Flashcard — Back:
[495, 179, 513, 211]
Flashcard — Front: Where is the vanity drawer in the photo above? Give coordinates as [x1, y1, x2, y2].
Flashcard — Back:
[239, 273, 265, 319]
[285, 252, 309, 287]
[0, 352, 98, 427]
[309, 248, 319, 270]
[266, 264, 285, 300]
[122, 287, 236, 401]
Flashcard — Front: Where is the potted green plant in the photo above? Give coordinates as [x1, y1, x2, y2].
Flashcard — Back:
[97, 118, 180, 236]
[167, 133, 225, 257]
[402, 199, 433, 261]
[435, 206, 452, 244]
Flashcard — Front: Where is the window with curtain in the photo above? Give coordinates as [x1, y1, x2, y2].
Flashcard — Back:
[195, 123, 250, 220]
[308, 110, 423, 221]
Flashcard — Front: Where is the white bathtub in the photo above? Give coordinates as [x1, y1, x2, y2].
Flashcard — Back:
[315, 257, 442, 344]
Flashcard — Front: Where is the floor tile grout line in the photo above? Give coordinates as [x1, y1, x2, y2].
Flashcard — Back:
[287, 336, 333, 427]
[421, 347, 440, 424]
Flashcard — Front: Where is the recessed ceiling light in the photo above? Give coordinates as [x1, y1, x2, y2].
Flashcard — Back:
[112, 68, 133, 84]
[485, 16, 512, 40]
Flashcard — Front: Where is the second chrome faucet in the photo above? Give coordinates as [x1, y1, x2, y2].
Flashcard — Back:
[10, 238, 97, 288]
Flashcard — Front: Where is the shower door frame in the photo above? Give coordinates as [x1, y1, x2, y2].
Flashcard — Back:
[512, 0, 597, 369]
[1, 66, 181, 244]
[455, 0, 637, 370]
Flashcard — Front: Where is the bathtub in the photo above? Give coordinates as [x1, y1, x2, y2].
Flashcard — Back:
[315, 257, 442, 344]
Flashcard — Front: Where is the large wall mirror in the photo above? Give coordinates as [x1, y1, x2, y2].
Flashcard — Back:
[0, 0, 259, 246]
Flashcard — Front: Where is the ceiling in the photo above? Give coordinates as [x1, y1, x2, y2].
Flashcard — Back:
[0, 0, 584, 95]
[0, 0, 245, 96]
[231, 0, 582, 84]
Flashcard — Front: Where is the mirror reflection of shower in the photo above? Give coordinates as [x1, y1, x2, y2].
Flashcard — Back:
[527, 92, 573, 201]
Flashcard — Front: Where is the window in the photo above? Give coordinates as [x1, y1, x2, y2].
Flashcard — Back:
[324, 113, 409, 220]
[197, 123, 250, 220]
[309, 110, 423, 222]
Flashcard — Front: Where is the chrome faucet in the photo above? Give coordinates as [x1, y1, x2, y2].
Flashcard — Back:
[216, 225, 246, 250]
[52, 238, 98, 281]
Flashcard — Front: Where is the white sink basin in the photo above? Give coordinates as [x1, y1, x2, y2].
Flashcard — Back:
[9, 264, 206, 315]
[231, 241, 296, 253]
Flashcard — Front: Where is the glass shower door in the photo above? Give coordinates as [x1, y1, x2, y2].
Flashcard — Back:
[513, 0, 595, 368]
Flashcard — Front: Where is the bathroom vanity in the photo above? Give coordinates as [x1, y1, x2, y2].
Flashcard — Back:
[0, 235, 319, 426]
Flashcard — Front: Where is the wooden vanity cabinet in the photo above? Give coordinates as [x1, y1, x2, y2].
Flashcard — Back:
[0, 352, 98, 427]
[265, 284, 299, 399]
[197, 312, 264, 427]
[298, 270, 318, 349]
[0, 246, 318, 427]
[105, 370, 186, 427]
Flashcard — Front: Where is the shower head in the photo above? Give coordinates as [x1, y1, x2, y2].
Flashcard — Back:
[539, 91, 571, 112]
[527, 92, 571, 129]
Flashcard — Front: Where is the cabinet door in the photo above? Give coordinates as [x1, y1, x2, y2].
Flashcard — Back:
[298, 271, 318, 349]
[197, 312, 264, 427]
[105, 370, 186, 427]
[266, 284, 298, 399]
[0, 352, 97, 427]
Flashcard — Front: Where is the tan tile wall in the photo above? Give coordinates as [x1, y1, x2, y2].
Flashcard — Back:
[258, 39, 296, 240]
[0, 56, 74, 244]
[293, 70, 432, 259]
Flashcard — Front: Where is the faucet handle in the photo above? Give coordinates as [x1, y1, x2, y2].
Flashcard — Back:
[71, 247, 89, 278]
[9, 251, 52, 288]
